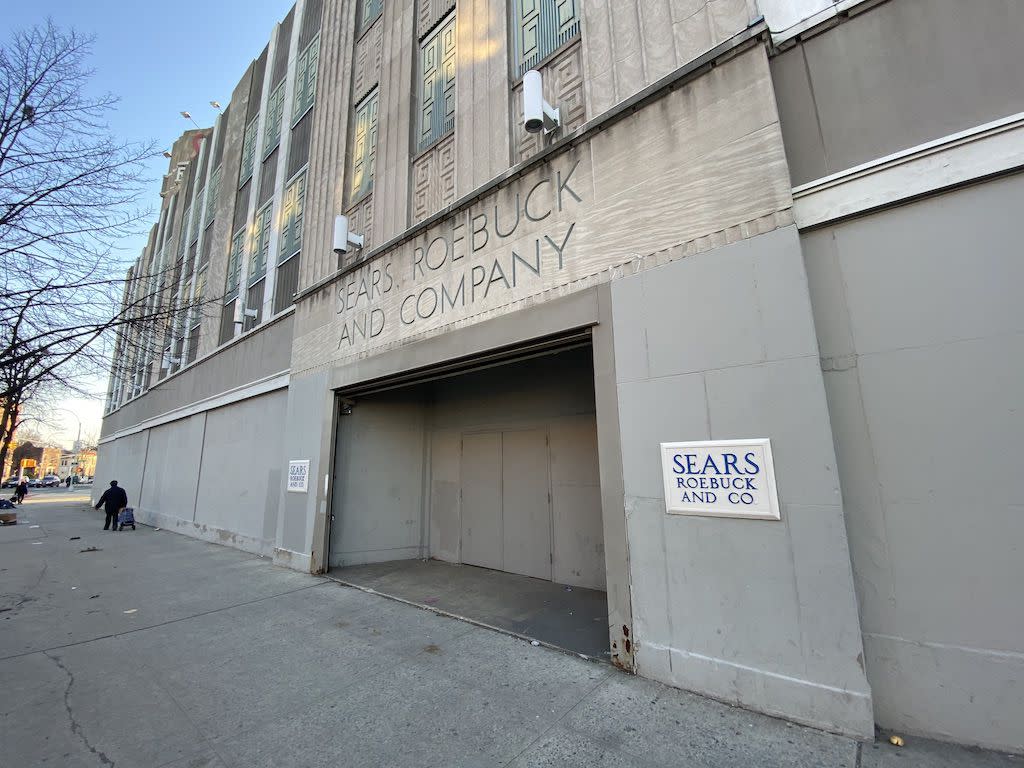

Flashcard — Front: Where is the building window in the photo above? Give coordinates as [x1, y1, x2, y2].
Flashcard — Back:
[350, 90, 379, 202]
[513, 0, 580, 77]
[263, 82, 286, 157]
[204, 165, 221, 226]
[190, 190, 204, 244]
[293, 37, 320, 124]
[226, 229, 245, 296]
[357, 0, 383, 34]
[191, 266, 207, 326]
[250, 202, 273, 282]
[239, 117, 259, 186]
[177, 205, 191, 259]
[279, 172, 306, 262]
[416, 14, 456, 152]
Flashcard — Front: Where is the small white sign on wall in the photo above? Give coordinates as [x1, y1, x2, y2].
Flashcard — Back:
[287, 460, 310, 493]
[660, 439, 781, 520]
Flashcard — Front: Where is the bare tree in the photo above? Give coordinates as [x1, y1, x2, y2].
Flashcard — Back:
[0, 22, 203, 471]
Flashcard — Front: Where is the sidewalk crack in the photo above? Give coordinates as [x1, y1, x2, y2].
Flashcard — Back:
[46, 652, 117, 767]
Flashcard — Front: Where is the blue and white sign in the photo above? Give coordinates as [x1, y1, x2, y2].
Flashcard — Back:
[287, 460, 310, 493]
[660, 439, 781, 520]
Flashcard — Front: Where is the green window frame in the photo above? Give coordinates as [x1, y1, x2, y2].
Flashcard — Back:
[357, 0, 383, 34]
[191, 266, 207, 326]
[239, 117, 259, 186]
[225, 229, 245, 297]
[263, 81, 286, 157]
[513, 0, 580, 77]
[416, 14, 457, 152]
[204, 165, 221, 226]
[279, 172, 306, 262]
[292, 37, 320, 124]
[177, 205, 191, 260]
[250, 202, 273, 282]
[350, 89, 379, 202]
[189, 189, 204, 243]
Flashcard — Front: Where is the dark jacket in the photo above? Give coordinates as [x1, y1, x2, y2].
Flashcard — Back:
[95, 486, 128, 514]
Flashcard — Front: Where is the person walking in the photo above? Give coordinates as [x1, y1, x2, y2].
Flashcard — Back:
[94, 480, 128, 531]
[14, 479, 28, 505]
[65, 475, 72, 488]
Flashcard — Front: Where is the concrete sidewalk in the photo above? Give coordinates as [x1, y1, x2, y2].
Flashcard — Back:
[1, 495, 1019, 768]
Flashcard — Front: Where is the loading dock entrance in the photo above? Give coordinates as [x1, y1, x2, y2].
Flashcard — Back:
[327, 336, 608, 655]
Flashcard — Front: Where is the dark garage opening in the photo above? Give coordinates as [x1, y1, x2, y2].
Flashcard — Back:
[327, 341, 610, 658]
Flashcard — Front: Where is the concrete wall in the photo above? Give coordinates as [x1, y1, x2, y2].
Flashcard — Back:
[330, 390, 428, 567]
[100, 312, 294, 438]
[771, 0, 1024, 185]
[92, 431, 149, 509]
[426, 348, 603, 588]
[802, 174, 1024, 752]
[94, 388, 288, 557]
[608, 224, 873, 737]
[195, 390, 287, 549]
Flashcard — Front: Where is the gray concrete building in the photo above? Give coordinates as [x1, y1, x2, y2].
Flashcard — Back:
[96, 0, 1024, 753]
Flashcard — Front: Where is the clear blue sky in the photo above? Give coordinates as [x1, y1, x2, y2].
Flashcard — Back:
[5, 0, 295, 449]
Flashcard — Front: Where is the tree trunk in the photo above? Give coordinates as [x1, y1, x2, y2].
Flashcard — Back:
[0, 401, 20, 478]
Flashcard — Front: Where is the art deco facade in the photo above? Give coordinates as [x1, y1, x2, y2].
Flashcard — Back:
[98, 0, 1024, 752]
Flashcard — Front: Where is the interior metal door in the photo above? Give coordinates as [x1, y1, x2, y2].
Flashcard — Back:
[501, 429, 552, 580]
[460, 432, 502, 570]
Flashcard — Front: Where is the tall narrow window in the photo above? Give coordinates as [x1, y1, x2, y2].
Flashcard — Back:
[513, 0, 580, 77]
[250, 202, 273, 281]
[192, 266, 207, 326]
[204, 166, 221, 226]
[293, 37, 320, 123]
[416, 14, 456, 152]
[189, 190, 204, 244]
[225, 229, 245, 296]
[279, 172, 306, 262]
[357, 0, 383, 33]
[263, 81, 286, 156]
[350, 90, 379, 201]
[177, 205, 191, 260]
[239, 117, 259, 185]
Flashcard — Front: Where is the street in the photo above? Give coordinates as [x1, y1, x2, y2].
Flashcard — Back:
[1, 493, 1019, 768]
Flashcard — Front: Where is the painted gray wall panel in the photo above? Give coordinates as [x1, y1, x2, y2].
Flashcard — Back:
[138, 415, 206, 521]
[460, 432, 503, 572]
[501, 429, 552, 581]
[610, 225, 872, 736]
[428, 430, 460, 563]
[773, 0, 1024, 185]
[277, 369, 333, 559]
[92, 431, 149, 509]
[100, 313, 294, 437]
[194, 389, 287, 547]
[329, 392, 427, 567]
[803, 174, 1024, 751]
[826, 185, 1024, 355]
[550, 416, 605, 590]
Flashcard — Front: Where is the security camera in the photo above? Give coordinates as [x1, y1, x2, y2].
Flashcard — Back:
[333, 215, 365, 254]
[523, 70, 560, 134]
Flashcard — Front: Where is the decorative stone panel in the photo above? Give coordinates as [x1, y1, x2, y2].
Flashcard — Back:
[352, 18, 384, 102]
[411, 134, 456, 224]
[417, 0, 456, 40]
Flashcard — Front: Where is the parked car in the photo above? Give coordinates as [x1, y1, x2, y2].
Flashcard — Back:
[41, 475, 62, 487]
[2, 476, 20, 488]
